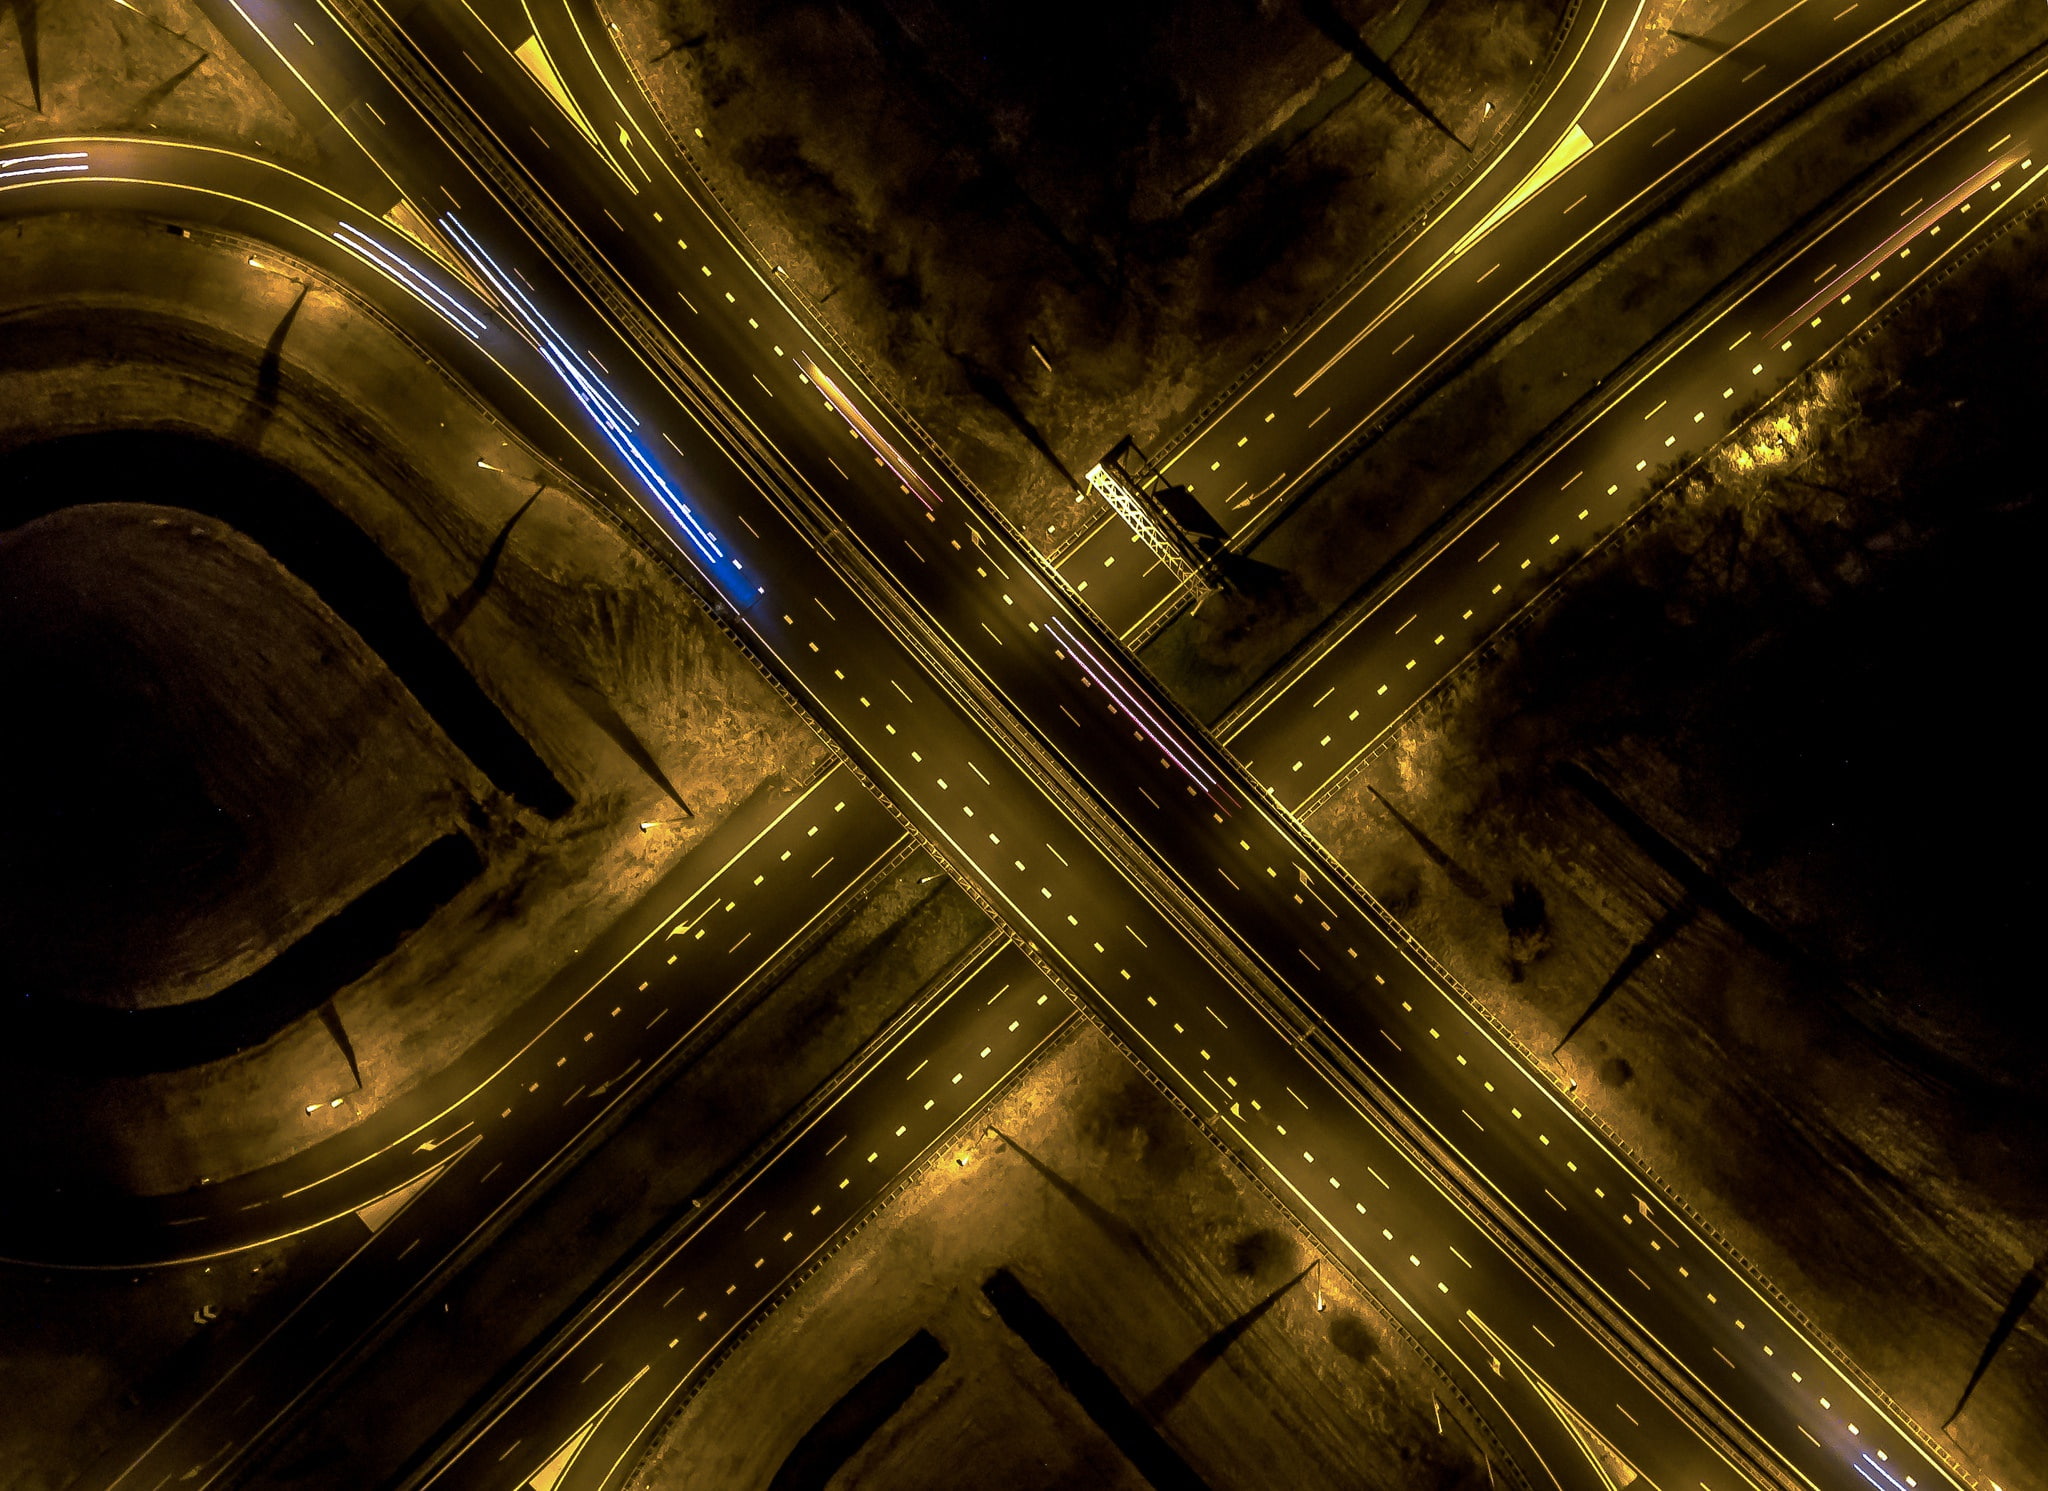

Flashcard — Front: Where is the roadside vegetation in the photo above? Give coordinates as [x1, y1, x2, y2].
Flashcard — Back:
[616, 0, 1569, 547]
[1141, 0, 2048, 719]
[1310, 185, 2048, 1483]
[641, 1023, 1488, 1491]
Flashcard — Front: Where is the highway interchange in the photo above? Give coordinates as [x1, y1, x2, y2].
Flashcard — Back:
[1051, 0, 1958, 640]
[2, 2, 2029, 1490]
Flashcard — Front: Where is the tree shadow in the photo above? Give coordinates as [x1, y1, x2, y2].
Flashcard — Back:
[1555, 897, 1697, 1053]
[990, 1127, 1159, 1272]
[1140, 1263, 1313, 1418]
[123, 49, 209, 129]
[1366, 783, 1489, 902]
[1297, 0, 1466, 151]
[558, 671, 692, 815]
[1944, 1245, 2048, 1428]
[646, 26, 705, 67]
[316, 998, 361, 1088]
[1501, 877, 1551, 983]
[1559, 759, 1820, 980]
[953, 351, 1081, 493]
[1666, 28, 1734, 55]
[228, 282, 309, 450]
[434, 485, 541, 634]
[6, 0, 40, 112]
[255, 282, 308, 409]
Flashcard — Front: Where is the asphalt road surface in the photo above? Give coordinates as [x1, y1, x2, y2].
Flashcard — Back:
[3, 769, 903, 1272]
[1, 3, 2004, 1488]
[1225, 57, 2048, 811]
[404, 939, 1073, 1491]
[1052, 0, 1950, 640]
[363, 4, 1997, 1480]
[64, 757, 904, 1486]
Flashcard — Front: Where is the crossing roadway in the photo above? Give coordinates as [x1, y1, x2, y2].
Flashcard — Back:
[0, 2, 2010, 1488]
[1051, 0, 1954, 641]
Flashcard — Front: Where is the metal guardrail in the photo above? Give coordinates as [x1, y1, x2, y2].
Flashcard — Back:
[306, 9, 1992, 1490]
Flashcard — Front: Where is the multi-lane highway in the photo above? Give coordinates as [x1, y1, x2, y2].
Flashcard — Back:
[64, 758, 909, 1484]
[1224, 51, 2048, 809]
[423, 8, 2007, 1482]
[372, 2, 1984, 1482]
[400, 939, 1072, 1491]
[5, 768, 903, 1272]
[1053, 0, 1954, 640]
[4, 1, 2009, 1487]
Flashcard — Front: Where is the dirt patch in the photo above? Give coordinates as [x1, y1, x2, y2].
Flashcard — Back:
[0, 212, 826, 1195]
[1307, 187, 2048, 1485]
[635, 1025, 1489, 1491]
[1615, 0, 1750, 91]
[1142, 0, 2048, 721]
[0, 500, 469, 1012]
[0, 0, 317, 162]
[614, 0, 1570, 551]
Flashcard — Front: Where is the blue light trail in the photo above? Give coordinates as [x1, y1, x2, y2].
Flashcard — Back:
[437, 212, 757, 607]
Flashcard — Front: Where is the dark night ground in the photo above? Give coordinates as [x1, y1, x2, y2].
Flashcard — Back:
[0, 495, 472, 1018]
[1314, 194, 2048, 1481]
[0, 211, 828, 1200]
[641, 1026, 1488, 1491]
[211, 864, 999, 1491]
[1143, 0, 2048, 721]
[620, 0, 1567, 545]
[1, 6, 2040, 1490]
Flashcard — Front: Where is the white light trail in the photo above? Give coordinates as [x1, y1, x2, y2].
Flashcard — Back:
[435, 213, 746, 595]
[0, 151, 89, 183]
[332, 221, 488, 339]
[1044, 615, 1219, 794]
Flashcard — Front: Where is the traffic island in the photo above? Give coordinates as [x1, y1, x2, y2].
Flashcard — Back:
[0, 211, 827, 1197]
